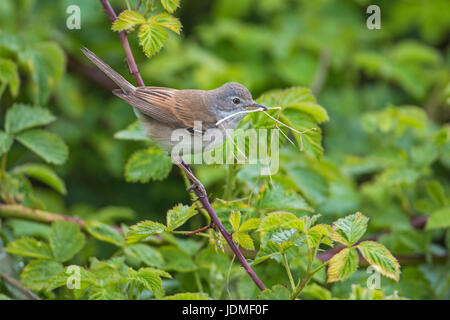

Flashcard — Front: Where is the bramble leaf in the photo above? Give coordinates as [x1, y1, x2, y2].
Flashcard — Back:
[126, 220, 166, 244]
[357, 241, 400, 281]
[327, 247, 359, 282]
[166, 204, 197, 231]
[125, 147, 172, 183]
[6, 237, 52, 259]
[112, 10, 146, 31]
[49, 221, 85, 262]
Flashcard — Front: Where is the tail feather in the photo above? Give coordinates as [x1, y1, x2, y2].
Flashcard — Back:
[81, 47, 136, 94]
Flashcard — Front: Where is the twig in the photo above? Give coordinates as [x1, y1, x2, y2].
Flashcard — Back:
[100, 0, 145, 87]
[1, 273, 40, 300]
[0, 203, 122, 233]
[98, 0, 266, 292]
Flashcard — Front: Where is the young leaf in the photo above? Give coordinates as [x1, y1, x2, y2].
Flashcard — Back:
[229, 211, 241, 232]
[331, 212, 369, 246]
[148, 13, 182, 34]
[21, 260, 64, 291]
[138, 23, 168, 58]
[426, 180, 447, 207]
[426, 207, 450, 230]
[5, 104, 56, 134]
[85, 220, 125, 247]
[16, 129, 68, 165]
[12, 163, 66, 195]
[48, 266, 97, 295]
[258, 211, 298, 233]
[160, 0, 180, 13]
[126, 220, 166, 244]
[166, 204, 197, 231]
[233, 232, 255, 250]
[129, 268, 171, 298]
[0, 131, 13, 156]
[89, 282, 126, 300]
[327, 247, 359, 282]
[357, 241, 400, 281]
[125, 147, 172, 183]
[239, 218, 260, 232]
[111, 10, 146, 31]
[160, 246, 197, 272]
[49, 221, 85, 262]
[6, 237, 53, 259]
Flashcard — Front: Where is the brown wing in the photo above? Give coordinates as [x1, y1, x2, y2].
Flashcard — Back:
[114, 86, 216, 130]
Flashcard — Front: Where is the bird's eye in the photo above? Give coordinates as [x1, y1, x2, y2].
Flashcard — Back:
[232, 98, 241, 105]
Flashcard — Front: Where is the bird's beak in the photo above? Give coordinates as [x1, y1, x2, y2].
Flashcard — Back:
[245, 103, 268, 111]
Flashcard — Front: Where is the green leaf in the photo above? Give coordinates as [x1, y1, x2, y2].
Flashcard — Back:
[0, 130, 13, 157]
[233, 232, 254, 250]
[21, 259, 64, 291]
[12, 163, 66, 194]
[5, 104, 55, 134]
[258, 285, 291, 300]
[160, 0, 180, 13]
[6, 237, 52, 259]
[357, 241, 400, 281]
[48, 266, 97, 295]
[85, 220, 125, 247]
[126, 220, 166, 244]
[331, 212, 369, 246]
[125, 147, 172, 183]
[258, 211, 298, 234]
[160, 246, 197, 272]
[0, 58, 19, 96]
[256, 183, 311, 212]
[138, 23, 168, 58]
[239, 218, 260, 232]
[114, 120, 150, 141]
[162, 292, 211, 300]
[89, 283, 126, 300]
[125, 243, 165, 268]
[49, 221, 85, 262]
[128, 268, 168, 298]
[166, 204, 197, 231]
[426, 207, 450, 230]
[148, 13, 182, 33]
[16, 129, 68, 165]
[327, 247, 359, 282]
[111, 10, 146, 31]
[426, 181, 447, 207]
[229, 211, 241, 232]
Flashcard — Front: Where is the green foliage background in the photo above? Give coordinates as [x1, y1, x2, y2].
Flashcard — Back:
[0, 0, 449, 300]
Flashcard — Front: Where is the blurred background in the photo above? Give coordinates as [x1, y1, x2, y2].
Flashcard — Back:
[0, 0, 449, 298]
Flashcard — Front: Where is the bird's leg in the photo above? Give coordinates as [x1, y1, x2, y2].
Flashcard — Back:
[176, 163, 207, 197]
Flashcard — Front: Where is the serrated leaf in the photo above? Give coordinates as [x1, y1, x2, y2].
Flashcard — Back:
[256, 183, 311, 212]
[229, 211, 241, 232]
[0, 58, 19, 96]
[162, 292, 211, 300]
[166, 204, 197, 231]
[128, 268, 167, 298]
[49, 221, 85, 262]
[5, 104, 55, 134]
[85, 220, 125, 247]
[125, 243, 165, 268]
[21, 259, 63, 291]
[48, 266, 97, 295]
[125, 147, 172, 183]
[13, 163, 66, 194]
[327, 247, 359, 282]
[112, 10, 146, 31]
[233, 232, 254, 250]
[239, 218, 260, 232]
[0, 131, 13, 156]
[331, 212, 369, 246]
[148, 13, 182, 33]
[258, 211, 298, 234]
[16, 129, 68, 165]
[426, 207, 450, 230]
[89, 283, 126, 300]
[357, 241, 400, 281]
[138, 23, 168, 58]
[126, 220, 166, 244]
[6, 237, 52, 259]
[160, 0, 180, 13]
[258, 284, 291, 300]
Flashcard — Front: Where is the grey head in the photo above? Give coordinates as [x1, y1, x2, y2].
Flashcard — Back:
[207, 82, 267, 129]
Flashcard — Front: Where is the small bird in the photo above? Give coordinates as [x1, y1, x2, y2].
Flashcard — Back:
[81, 48, 267, 157]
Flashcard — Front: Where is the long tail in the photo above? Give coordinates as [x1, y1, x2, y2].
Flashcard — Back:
[81, 47, 136, 94]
